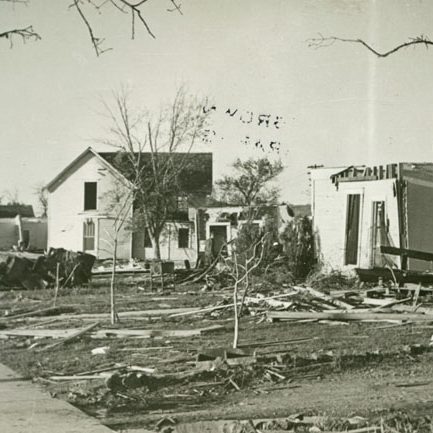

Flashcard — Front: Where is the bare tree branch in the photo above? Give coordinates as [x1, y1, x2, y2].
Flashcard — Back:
[2, 0, 184, 55]
[0, 25, 40, 45]
[307, 33, 433, 58]
[71, 0, 111, 56]
[167, 0, 182, 15]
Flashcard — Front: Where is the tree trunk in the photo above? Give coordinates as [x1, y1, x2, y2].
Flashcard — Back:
[152, 233, 161, 260]
[233, 280, 239, 349]
[110, 236, 118, 325]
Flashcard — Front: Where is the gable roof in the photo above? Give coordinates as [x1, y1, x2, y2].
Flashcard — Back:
[45, 147, 135, 193]
[0, 204, 34, 218]
[98, 151, 213, 195]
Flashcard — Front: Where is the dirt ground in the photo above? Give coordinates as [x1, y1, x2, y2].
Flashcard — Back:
[1, 276, 433, 432]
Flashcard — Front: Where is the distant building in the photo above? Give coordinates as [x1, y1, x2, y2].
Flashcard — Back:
[310, 162, 433, 272]
[0, 205, 47, 251]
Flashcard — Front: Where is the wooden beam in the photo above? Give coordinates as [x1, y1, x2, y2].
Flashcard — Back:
[380, 245, 433, 262]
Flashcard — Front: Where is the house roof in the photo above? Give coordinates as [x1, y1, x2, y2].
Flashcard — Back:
[98, 151, 213, 195]
[45, 147, 133, 193]
[0, 204, 34, 218]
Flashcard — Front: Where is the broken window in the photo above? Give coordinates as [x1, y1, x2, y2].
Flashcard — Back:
[178, 228, 189, 248]
[83, 220, 95, 251]
[84, 182, 97, 210]
[344, 194, 361, 265]
[144, 228, 152, 248]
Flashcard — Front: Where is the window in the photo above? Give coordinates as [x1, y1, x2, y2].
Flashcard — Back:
[84, 182, 97, 210]
[22, 230, 30, 248]
[177, 195, 188, 211]
[83, 220, 95, 251]
[344, 194, 361, 265]
[144, 228, 152, 248]
[178, 228, 189, 248]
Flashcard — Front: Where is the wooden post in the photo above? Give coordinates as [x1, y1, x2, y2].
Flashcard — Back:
[53, 263, 60, 306]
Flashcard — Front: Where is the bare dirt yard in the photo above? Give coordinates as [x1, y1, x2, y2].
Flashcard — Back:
[1, 274, 433, 432]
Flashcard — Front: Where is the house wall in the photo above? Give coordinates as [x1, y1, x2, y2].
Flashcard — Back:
[47, 152, 132, 259]
[0, 219, 17, 250]
[311, 168, 400, 270]
[311, 168, 348, 270]
[21, 218, 47, 250]
[131, 221, 198, 266]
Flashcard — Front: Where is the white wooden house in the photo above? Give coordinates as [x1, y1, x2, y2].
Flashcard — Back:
[45, 147, 213, 265]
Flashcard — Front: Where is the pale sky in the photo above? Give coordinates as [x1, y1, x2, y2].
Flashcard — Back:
[2, 0, 433, 215]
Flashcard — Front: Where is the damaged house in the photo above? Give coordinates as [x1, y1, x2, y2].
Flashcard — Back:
[194, 204, 293, 258]
[310, 163, 433, 277]
[46, 147, 212, 265]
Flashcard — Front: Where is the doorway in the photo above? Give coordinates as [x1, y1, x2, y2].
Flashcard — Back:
[209, 225, 228, 257]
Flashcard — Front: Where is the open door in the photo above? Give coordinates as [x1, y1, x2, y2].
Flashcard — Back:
[345, 194, 361, 265]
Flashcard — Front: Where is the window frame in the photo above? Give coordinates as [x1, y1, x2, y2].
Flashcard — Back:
[83, 219, 96, 251]
[84, 182, 97, 211]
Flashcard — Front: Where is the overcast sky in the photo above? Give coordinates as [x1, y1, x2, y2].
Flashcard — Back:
[2, 0, 433, 214]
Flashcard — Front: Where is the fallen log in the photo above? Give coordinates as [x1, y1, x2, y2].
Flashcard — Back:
[267, 311, 433, 322]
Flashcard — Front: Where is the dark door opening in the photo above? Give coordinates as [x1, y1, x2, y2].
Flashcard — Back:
[345, 194, 361, 265]
[209, 225, 228, 257]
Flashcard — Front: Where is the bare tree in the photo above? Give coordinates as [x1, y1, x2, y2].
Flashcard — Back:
[100, 179, 134, 324]
[223, 232, 269, 348]
[103, 87, 209, 260]
[1, 0, 183, 55]
[307, 33, 433, 58]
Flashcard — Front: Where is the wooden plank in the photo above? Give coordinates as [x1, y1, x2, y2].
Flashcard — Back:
[0, 329, 81, 339]
[267, 311, 433, 322]
[92, 324, 224, 339]
[40, 322, 100, 351]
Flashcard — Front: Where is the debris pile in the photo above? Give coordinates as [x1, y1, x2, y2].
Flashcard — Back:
[0, 248, 95, 290]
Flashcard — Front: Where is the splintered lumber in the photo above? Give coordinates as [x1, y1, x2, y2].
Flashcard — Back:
[267, 311, 433, 322]
[169, 292, 298, 318]
[371, 297, 411, 311]
[40, 322, 100, 351]
[293, 286, 355, 310]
